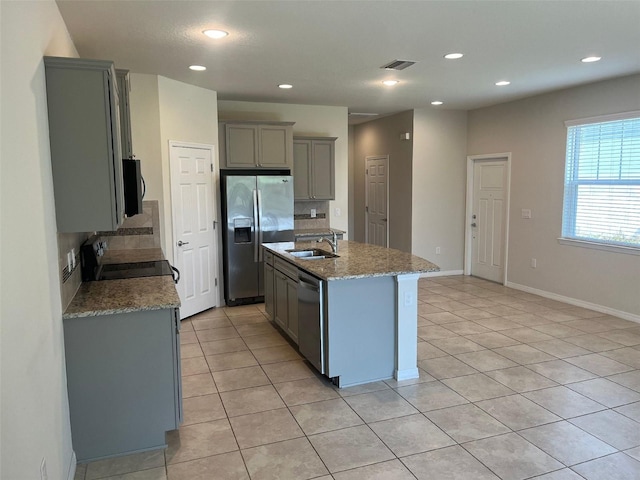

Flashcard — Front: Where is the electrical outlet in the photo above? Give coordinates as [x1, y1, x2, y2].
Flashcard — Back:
[531, 258, 537, 268]
[334, 207, 341, 217]
[436, 247, 441, 255]
[40, 458, 48, 480]
[403, 292, 414, 307]
[310, 208, 317, 218]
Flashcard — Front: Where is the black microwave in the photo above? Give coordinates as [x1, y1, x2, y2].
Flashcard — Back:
[122, 158, 144, 216]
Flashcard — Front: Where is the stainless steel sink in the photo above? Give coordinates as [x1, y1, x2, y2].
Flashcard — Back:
[286, 248, 339, 260]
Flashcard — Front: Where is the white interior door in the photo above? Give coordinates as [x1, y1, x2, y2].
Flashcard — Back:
[365, 156, 389, 247]
[170, 142, 218, 319]
[470, 159, 508, 283]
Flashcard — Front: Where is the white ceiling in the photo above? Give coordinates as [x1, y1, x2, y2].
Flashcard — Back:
[57, 1, 640, 123]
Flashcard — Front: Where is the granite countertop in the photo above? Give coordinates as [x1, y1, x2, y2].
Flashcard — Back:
[63, 248, 180, 319]
[263, 240, 439, 281]
[294, 228, 345, 237]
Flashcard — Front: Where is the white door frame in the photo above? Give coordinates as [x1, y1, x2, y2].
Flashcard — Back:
[464, 153, 512, 284]
[365, 155, 390, 246]
[168, 140, 221, 312]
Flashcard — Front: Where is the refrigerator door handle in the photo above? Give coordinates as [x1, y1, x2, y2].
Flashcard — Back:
[253, 189, 259, 263]
[257, 189, 264, 262]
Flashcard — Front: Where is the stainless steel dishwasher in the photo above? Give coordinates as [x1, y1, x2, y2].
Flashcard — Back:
[297, 271, 325, 374]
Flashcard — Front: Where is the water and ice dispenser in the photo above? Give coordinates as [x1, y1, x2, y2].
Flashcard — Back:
[233, 218, 252, 243]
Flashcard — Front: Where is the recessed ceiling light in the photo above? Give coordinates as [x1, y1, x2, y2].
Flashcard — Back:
[495, 80, 511, 86]
[278, 84, 293, 89]
[382, 80, 399, 86]
[189, 65, 206, 71]
[203, 29, 228, 39]
[444, 53, 464, 60]
[581, 56, 602, 63]
[431, 101, 444, 106]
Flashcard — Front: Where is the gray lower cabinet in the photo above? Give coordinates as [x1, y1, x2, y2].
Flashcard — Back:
[293, 137, 336, 200]
[264, 262, 275, 319]
[263, 250, 397, 388]
[265, 253, 299, 343]
[220, 121, 294, 170]
[63, 308, 182, 462]
[44, 56, 125, 232]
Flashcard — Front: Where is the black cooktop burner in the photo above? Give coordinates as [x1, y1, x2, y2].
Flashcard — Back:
[97, 260, 173, 281]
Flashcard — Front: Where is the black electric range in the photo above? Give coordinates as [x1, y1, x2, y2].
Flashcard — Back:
[80, 235, 179, 283]
[97, 260, 175, 281]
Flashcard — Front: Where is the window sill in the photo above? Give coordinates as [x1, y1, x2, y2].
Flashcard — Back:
[558, 238, 640, 256]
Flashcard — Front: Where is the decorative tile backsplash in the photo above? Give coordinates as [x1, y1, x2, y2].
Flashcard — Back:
[58, 200, 162, 311]
[100, 201, 161, 250]
[294, 200, 330, 230]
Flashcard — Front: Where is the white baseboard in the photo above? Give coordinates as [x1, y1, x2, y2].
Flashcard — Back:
[506, 281, 640, 324]
[67, 451, 77, 480]
[421, 270, 464, 278]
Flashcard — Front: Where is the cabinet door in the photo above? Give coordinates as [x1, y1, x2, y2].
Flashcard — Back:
[225, 124, 259, 168]
[44, 57, 124, 232]
[116, 69, 133, 159]
[286, 276, 299, 343]
[274, 272, 288, 330]
[264, 263, 275, 319]
[63, 309, 177, 461]
[293, 141, 312, 200]
[259, 125, 292, 169]
[311, 140, 335, 200]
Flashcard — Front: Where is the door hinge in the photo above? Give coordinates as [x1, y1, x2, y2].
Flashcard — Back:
[213, 220, 217, 230]
[365, 205, 369, 212]
[210, 163, 213, 172]
[366, 168, 368, 175]
[215, 278, 218, 287]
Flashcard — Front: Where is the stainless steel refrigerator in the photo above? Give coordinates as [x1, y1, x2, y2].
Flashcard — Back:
[221, 171, 294, 306]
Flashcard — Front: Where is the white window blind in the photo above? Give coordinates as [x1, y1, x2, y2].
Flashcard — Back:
[562, 114, 640, 249]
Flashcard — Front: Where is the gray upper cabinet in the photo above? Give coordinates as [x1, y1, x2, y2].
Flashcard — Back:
[293, 137, 336, 201]
[116, 69, 133, 159]
[44, 57, 124, 232]
[220, 121, 294, 170]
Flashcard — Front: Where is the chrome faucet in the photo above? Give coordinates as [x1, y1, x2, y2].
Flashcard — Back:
[320, 230, 338, 254]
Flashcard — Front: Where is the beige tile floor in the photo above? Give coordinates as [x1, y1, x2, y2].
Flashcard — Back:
[75, 276, 640, 480]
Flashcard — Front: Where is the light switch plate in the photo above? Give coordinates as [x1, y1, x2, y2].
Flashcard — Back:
[522, 209, 532, 219]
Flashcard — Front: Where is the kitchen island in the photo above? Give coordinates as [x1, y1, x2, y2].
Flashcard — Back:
[263, 240, 439, 387]
[63, 248, 182, 462]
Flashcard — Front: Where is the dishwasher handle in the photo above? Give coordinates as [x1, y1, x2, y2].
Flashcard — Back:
[298, 277, 319, 292]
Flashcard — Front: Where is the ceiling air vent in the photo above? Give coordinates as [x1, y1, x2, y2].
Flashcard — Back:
[380, 59, 416, 71]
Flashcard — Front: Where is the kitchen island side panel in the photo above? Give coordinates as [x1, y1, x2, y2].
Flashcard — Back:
[325, 276, 396, 387]
[63, 309, 177, 462]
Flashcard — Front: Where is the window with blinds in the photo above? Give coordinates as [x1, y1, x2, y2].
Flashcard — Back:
[562, 113, 640, 249]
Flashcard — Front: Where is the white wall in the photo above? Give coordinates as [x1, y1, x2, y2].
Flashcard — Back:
[412, 109, 468, 273]
[218, 101, 349, 236]
[129, 74, 164, 248]
[468, 74, 640, 317]
[128, 76, 219, 260]
[158, 77, 219, 262]
[0, 1, 77, 478]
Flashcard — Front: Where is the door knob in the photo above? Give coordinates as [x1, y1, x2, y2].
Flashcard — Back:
[177, 240, 190, 247]
[471, 223, 477, 227]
